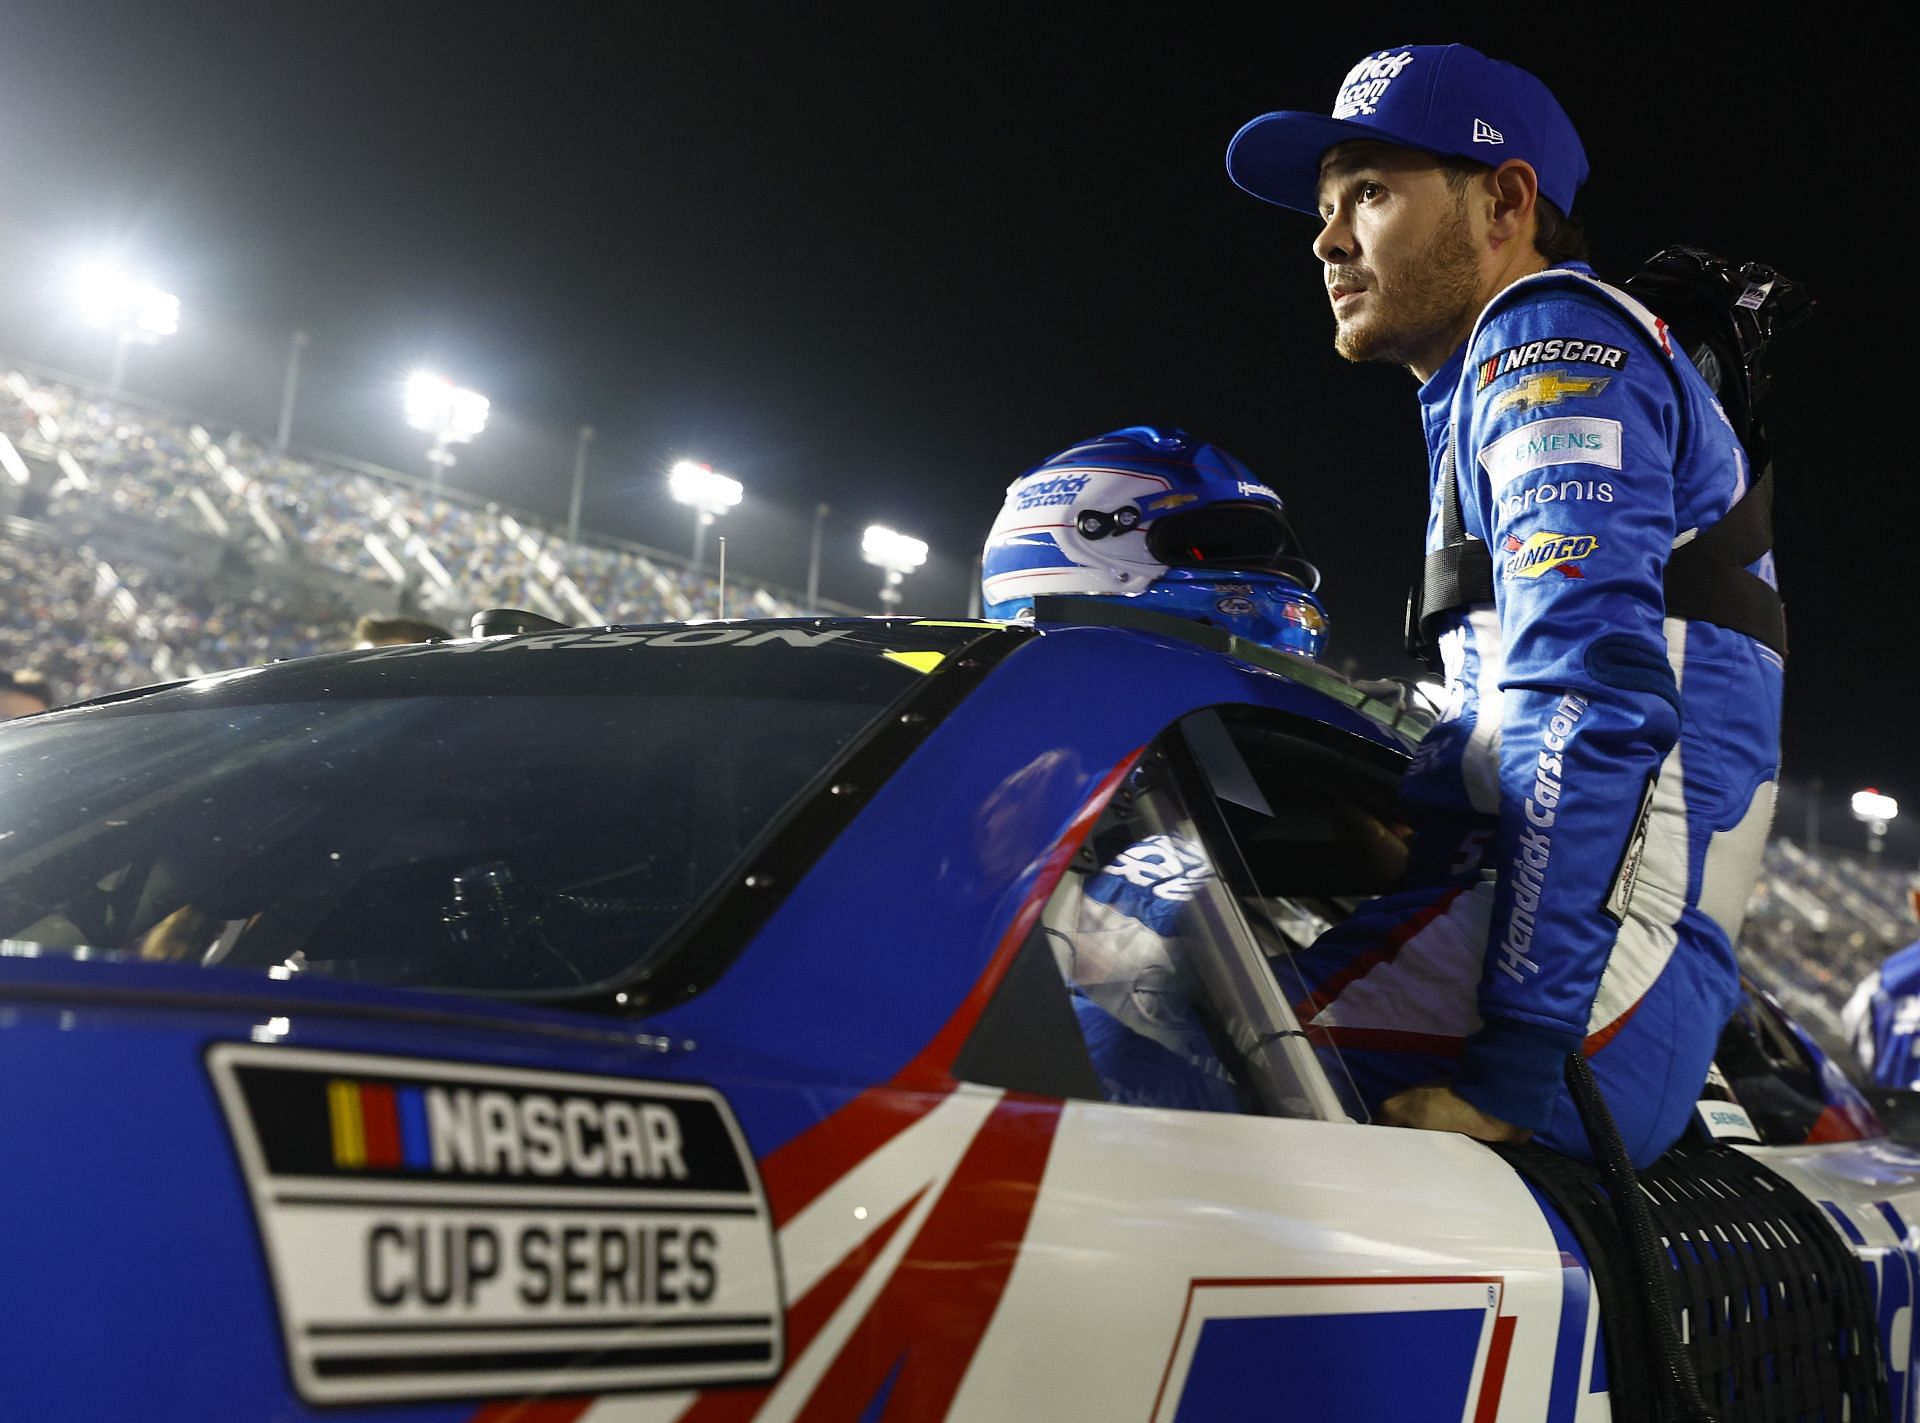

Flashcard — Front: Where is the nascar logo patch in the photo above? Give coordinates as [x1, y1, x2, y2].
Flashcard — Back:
[1476, 337, 1628, 389]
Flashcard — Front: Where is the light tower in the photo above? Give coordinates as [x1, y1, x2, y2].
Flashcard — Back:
[862, 524, 928, 611]
[75, 263, 179, 396]
[668, 460, 743, 574]
[1852, 789, 1900, 857]
[403, 371, 490, 489]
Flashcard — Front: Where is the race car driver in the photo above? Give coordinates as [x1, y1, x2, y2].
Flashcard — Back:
[984, 426, 1333, 1109]
[1224, 45, 1784, 1166]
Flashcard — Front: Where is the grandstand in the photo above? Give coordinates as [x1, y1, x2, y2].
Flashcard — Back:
[0, 359, 858, 698]
[1741, 838, 1919, 1064]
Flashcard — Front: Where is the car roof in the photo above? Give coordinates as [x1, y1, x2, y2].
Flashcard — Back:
[20, 609, 1427, 755]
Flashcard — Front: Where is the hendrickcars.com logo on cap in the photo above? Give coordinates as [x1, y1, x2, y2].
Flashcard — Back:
[1333, 49, 1418, 117]
[1225, 43, 1590, 218]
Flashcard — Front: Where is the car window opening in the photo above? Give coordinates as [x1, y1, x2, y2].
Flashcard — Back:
[971, 710, 1407, 1124]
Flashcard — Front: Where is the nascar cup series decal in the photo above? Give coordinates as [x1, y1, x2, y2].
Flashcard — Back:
[207, 1045, 783, 1405]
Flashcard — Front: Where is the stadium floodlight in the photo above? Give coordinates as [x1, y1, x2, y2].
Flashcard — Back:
[74, 261, 179, 395]
[668, 460, 743, 574]
[1854, 790, 1900, 823]
[404, 370, 490, 489]
[862, 524, 928, 610]
[1852, 788, 1900, 856]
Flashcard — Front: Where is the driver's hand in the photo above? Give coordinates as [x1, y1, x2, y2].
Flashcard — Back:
[138, 904, 223, 962]
[1327, 801, 1413, 888]
[1377, 1083, 1530, 1145]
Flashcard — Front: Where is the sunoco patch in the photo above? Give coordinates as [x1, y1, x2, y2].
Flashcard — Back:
[208, 1044, 783, 1405]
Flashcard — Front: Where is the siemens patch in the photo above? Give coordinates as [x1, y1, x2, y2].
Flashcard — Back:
[1478, 417, 1622, 488]
[208, 1045, 782, 1407]
[1476, 338, 1628, 389]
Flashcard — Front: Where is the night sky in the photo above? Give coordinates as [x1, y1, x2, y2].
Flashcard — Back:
[0, 4, 1910, 844]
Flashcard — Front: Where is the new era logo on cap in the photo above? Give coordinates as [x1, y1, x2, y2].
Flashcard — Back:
[1473, 118, 1505, 145]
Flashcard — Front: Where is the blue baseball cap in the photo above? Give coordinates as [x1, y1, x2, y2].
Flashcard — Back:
[1226, 44, 1589, 216]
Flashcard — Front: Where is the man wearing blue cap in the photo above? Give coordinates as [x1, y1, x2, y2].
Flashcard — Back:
[1227, 45, 1784, 1167]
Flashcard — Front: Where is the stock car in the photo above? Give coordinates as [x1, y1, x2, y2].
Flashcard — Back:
[0, 603, 1916, 1423]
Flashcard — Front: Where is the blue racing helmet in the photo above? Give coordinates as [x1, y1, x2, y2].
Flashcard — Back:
[981, 426, 1329, 659]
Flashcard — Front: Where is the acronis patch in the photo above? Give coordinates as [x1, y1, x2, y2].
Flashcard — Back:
[1502, 531, 1598, 580]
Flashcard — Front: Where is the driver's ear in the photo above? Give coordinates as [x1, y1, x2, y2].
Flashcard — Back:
[1486, 159, 1538, 245]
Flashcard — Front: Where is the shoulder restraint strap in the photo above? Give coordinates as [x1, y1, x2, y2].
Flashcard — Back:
[1405, 463, 1786, 666]
[1663, 464, 1787, 656]
[1405, 441, 1491, 665]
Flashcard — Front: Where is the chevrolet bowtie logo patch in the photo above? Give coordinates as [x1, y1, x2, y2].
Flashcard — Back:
[1472, 118, 1505, 144]
[1487, 371, 1611, 417]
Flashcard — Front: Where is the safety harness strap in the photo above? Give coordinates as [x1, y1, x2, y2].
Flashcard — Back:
[1405, 460, 1786, 666]
[1405, 440, 1494, 659]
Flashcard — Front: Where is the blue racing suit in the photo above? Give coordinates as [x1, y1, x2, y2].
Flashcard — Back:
[1844, 941, 1920, 1089]
[1294, 261, 1783, 1166]
[1045, 832, 1242, 1113]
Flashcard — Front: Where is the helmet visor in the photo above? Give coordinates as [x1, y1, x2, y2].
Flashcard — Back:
[1145, 502, 1297, 570]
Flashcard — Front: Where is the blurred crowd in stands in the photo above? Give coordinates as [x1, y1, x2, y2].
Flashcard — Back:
[1741, 839, 1919, 1062]
[1, 529, 342, 702]
[0, 365, 812, 707]
[3, 363, 1916, 1082]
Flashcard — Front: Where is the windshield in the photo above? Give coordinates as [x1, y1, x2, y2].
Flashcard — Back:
[0, 621, 992, 1000]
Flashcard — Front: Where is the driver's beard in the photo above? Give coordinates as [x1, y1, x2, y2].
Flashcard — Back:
[1334, 201, 1482, 369]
